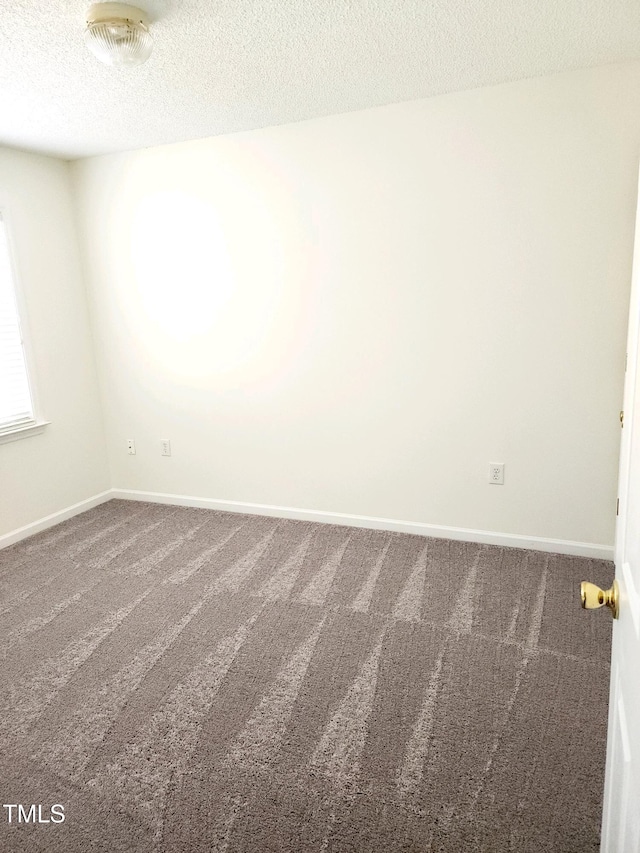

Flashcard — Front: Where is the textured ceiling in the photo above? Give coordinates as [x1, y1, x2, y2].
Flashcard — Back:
[0, 0, 638, 160]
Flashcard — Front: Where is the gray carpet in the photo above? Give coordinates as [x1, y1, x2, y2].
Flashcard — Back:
[0, 499, 612, 852]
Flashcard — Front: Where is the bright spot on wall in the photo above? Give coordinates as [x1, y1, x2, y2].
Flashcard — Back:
[126, 189, 289, 386]
[130, 191, 232, 339]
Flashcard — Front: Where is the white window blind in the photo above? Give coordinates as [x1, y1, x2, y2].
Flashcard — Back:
[0, 214, 34, 432]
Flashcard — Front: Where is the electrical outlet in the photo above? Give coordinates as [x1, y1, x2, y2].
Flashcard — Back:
[161, 439, 171, 457]
[489, 463, 504, 485]
[127, 439, 136, 455]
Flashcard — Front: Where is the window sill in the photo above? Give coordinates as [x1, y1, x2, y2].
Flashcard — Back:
[0, 420, 50, 445]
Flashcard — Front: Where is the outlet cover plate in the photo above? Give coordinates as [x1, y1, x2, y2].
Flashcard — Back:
[489, 463, 504, 484]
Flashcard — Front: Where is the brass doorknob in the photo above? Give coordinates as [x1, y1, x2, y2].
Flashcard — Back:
[580, 579, 619, 619]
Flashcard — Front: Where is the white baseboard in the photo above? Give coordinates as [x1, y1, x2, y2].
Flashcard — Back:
[111, 489, 614, 560]
[0, 490, 113, 550]
[1, 487, 613, 560]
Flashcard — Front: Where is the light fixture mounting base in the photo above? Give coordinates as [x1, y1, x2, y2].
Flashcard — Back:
[86, 3, 149, 27]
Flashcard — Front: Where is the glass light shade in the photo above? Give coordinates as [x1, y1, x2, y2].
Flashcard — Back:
[85, 17, 153, 67]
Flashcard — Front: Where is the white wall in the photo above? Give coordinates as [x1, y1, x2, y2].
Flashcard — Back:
[71, 62, 640, 547]
[0, 147, 109, 537]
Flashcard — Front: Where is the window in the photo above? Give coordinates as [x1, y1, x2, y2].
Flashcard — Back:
[0, 212, 46, 442]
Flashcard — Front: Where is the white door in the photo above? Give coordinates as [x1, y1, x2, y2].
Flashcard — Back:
[600, 169, 640, 852]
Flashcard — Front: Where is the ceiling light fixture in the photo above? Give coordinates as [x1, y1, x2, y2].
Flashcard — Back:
[84, 3, 153, 67]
